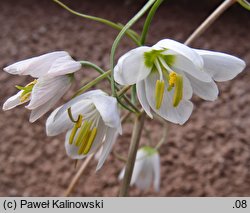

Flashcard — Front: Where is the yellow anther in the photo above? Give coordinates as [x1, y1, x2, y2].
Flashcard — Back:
[69, 115, 83, 145]
[75, 120, 92, 146]
[83, 127, 97, 155]
[173, 74, 183, 107]
[20, 93, 31, 103]
[169, 72, 177, 87]
[78, 129, 91, 155]
[155, 80, 165, 109]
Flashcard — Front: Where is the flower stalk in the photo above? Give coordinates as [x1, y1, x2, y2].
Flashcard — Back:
[119, 112, 146, 196]
[185, 0, 237, 45]
[140, 0, 164, 45]
[110, 0, 156, 97]
[53, 0, 141, 45]
[73, 70, 111, 98]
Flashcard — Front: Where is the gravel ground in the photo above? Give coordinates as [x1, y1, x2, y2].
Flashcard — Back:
[0, 0, 250, 196]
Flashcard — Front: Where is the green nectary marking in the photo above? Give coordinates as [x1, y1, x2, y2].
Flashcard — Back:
[141, 146, 158, 156]
[161, 54, 175, 67]
[144, 49, 176, 69]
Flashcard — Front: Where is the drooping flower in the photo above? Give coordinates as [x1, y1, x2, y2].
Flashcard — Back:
[119, 146, 160, 192]
[114, 39, 246, 125]
[2, 51, 81, 122]
[46, 90, 122, 170]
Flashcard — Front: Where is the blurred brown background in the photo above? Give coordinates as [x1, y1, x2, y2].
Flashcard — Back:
[0, 0, 250, 196]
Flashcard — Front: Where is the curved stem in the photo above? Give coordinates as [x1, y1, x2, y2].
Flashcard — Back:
[110, 0, 156, 97]
[185, 0, 237, 45]
[73, 70, 111, 98]
[53, 0, 140, 45]
[79, 61, 106, 74]
[140, 0, 164, 45]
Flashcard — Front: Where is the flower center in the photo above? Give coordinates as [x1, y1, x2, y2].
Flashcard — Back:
[68, 109, 100, 155]
[144, 49, 183, 109]
[16, 79, 37, 103]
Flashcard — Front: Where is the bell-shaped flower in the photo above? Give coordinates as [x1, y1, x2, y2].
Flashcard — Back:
[114, 39, 246, 125]
[2, 51, 81, 122]
[46, 90, 122, 170]
[3, 51, 81, 77]
[119, 146, 160, 192]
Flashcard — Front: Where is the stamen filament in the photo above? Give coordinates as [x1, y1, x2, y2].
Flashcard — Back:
[154, 59, 163, 81]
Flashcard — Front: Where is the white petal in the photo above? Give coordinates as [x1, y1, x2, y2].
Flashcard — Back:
[29, 80, 71, 123]
[154, 39, 203, 70]
[151, 153, 161, 192]
[87, 119, 107, 154]
[173, 55, 212, 82]
[182, 74, 193, 100]
[48, 55, 81, 77]
[186, 73, 219, 101]
[194, 49, 246, 82]
[118, 167, 126, 180]
[27, 75, 71, 110]
[154, 39, 212, 82]
[46, 98, 96, 136]
[54, 90, 105, 121]
[2, 91, 28, 110]
[136, 81, 153, 118]
[65, 130, 85, 160]
[46, 106, 74, 136]
[96, 128, 118, 171]
[135, 157, 153, 191]
[130, 149, 147, 185]
[114, 46, 151, 85]
[145, 73, 193, 125]
[91, 95, 122, 133]
[3, 51, 69, 78]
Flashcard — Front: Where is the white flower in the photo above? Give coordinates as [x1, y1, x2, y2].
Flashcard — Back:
[2, 51, 81, 122]
[119, 146, 160, 192]
[114, 39, 246, 125]
[3, 51, 81, 77]
[46, 90, 122, 170]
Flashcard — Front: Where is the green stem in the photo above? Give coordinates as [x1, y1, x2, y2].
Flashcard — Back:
[53, 0, 140, 45]
[79, 61, 106, 75]
[110, 0, 156, 97]
[117, 85, 132, 97]
[131, 85, 137, 105]
[140, 0, 164, 45]
[73, 70, 111, 98]
[237, 0, 250, 10]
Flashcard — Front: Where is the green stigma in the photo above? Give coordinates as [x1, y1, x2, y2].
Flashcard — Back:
[16, 79, 37, 103]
